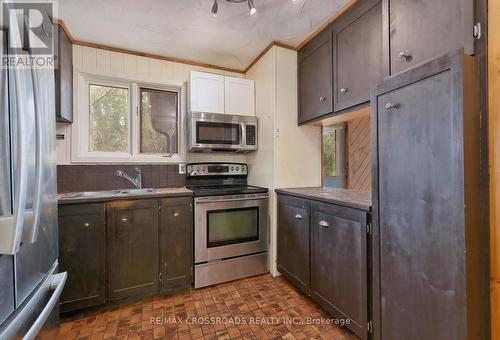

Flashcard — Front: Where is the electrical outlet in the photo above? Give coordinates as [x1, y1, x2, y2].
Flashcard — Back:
[178, 163, 186, 175]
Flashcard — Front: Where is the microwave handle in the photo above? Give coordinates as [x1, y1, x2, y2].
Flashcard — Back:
[241, 122, 246, 148]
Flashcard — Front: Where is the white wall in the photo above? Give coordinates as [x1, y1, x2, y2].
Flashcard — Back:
[275, 47, 322, 188]
[57, 45, 246, 165]
[246, 46, 322, 276]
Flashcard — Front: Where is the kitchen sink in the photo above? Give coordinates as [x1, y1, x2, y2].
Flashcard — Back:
[61, 188, 156, 199]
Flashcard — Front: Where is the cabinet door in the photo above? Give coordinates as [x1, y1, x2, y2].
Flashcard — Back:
[55, 24, 73, 123]
[386, 0, 474, 75]
[59, 204, 105, 312]
[373, 53, 470, 340]
[311, 202, 368, 339]
[159, 197, 193, 291]
[277, 195, 310, 294]
[190, 71, 225, 113]
[107, 199, 159, 301]
[224, 77, 255, 116]
[298, 26, 333, 124]
[334, 0, 382, 112]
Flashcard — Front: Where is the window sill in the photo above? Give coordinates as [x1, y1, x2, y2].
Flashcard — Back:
[70, 154, 185, 164]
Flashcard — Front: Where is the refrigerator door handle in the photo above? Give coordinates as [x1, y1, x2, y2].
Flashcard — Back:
[23, 272, 67, 340]
[0, 267, 67, 340]
[21, 68, 43, 244]
[0, 66, 29, 255]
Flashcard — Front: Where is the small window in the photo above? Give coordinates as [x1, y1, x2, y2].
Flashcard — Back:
[323, 125, 346, 188]
[140, 88, 178, 154]
[89, 84, 130, 152]
[74, 74, 184, 163]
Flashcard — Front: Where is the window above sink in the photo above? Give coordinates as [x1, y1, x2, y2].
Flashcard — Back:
[72, 74, 183, 163]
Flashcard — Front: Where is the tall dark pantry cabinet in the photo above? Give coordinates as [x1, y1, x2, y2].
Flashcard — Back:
[371, 51, 489, 340]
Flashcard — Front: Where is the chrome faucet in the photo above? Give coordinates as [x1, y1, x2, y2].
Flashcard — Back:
[116, 167, 142, 189]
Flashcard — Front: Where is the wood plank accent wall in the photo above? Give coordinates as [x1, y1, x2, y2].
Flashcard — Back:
[489, 0, 500, 337]
[346, 116, 371, 191]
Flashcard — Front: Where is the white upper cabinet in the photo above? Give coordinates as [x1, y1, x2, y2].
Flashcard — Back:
[224, 77, 255, 116]
[189, 71, 255, 115]
[190, 71, 225, 113]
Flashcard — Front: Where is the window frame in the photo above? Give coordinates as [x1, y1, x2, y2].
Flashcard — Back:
[134, 84, 181, 161]
[322, 124, 346, 188]
[72, 73, 185, 163]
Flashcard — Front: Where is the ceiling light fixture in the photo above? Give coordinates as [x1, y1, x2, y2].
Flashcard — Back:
[211, 0, 218, 16]
[248, 0, 256, 14]
[211, 0, 257, 16]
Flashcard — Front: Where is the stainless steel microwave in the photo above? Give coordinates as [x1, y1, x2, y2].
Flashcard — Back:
[188, 112, 258, 152]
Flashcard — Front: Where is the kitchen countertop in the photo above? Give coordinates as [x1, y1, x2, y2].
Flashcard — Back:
[275, 187, 372, 211]
[58, 187, 193, 205]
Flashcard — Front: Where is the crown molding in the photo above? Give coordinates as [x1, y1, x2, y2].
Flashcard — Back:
[53, 1, 357, 76]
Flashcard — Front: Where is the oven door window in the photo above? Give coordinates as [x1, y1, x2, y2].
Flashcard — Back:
[196, 122, 240, 145]
[207, 207, 259, 247]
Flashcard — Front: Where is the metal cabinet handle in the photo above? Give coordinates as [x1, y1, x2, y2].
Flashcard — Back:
[340, 88, 348, 95]
[319, 96, 326, 102]
[319, 221, 329, 228]
[295, 214, 303, 220]
[385, 102, 400, 110]
[121, 218, 128, 223]
[83, 222, 90, 228]
[399, 51, 412, 62]
[173, 212, 179, 217]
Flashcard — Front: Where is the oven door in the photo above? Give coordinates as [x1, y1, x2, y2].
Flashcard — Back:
[194, 194, 268, 263]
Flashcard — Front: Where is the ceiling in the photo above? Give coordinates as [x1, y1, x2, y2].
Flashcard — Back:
[56, 0, 349, 71]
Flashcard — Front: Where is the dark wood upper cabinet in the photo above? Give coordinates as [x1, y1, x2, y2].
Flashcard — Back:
[159, 197, 193, 291]
[310, 202, 369, 340]
[333, 0, 382, 112]
[106, 199, 159, 301]
[55, 24, 73, 123]
[276, 194, 310, 294]
[371, 51, 488, 340]
[384, 0, 474, 76]
[298, 25, 333, 124]
[59, 204, 106, 312]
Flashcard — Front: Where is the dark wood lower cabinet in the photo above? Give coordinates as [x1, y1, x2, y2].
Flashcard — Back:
[277, 195, 310, 294]
[106, 199, 160, 301]
[160, 197, 193, 291]
[59, 196, 194, 312]
[310, 202, 368, 340]
[59, 204, 106, 312]
[276, 193, 371, 340]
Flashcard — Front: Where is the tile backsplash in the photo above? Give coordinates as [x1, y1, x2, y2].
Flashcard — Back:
[57, 165, 185, 193]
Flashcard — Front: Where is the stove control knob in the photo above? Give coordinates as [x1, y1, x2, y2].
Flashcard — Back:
[236, 167, 240, 172]
[231, 166, 234, 171]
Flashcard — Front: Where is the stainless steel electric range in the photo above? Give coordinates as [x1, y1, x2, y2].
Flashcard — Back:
[186, 163, 269, 288]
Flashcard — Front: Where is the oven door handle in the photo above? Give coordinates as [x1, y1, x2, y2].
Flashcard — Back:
[195, 195, 269, 204]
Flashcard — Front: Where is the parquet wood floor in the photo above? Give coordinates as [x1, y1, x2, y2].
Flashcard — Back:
[58, 274, 358, 340]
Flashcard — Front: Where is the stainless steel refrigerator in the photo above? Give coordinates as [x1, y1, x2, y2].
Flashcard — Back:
[0, 9, 66, 340]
